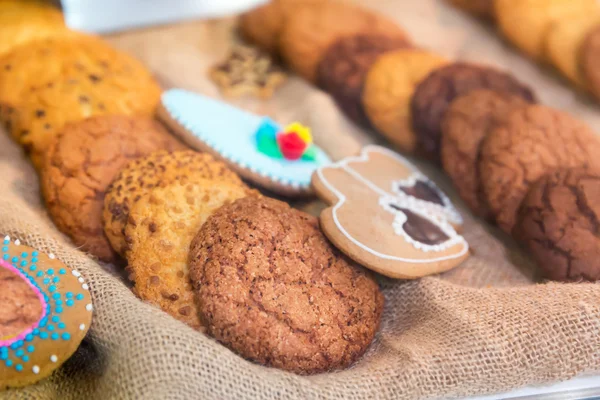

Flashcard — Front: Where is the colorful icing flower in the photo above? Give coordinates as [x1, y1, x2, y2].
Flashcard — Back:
[255, 119, 317, 161]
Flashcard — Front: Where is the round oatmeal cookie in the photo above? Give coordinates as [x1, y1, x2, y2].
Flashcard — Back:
[189, 196, 384, 375]
[41, 115, 182, 264]
[316, 33, 411, 128]
[514, 168, 600, 282]
[495, 0, 597, 60]
[581, 24, 600, 100]
[103, 150, 243, 256]
[411, 62, 536, 162]
[479, 105, 600, 233]
[125, 180, 253, 330]
[279, 1, 407, 82]
[362, 49, 448, 154]
[447, 0, 494, 18]
[441, 89, 529, 218]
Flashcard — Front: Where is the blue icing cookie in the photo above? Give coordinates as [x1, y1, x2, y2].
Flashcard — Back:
[158, 89, 331, 196]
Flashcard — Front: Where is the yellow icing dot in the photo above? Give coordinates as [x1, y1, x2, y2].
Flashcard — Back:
[284, 122, 312, 144]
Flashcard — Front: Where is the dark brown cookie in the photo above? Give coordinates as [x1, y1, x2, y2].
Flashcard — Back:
[411, 62, 536, 161]
[479, 105, 600, 233]
[580, 24, 600, 100]
[189, 196, 384, 375]
[513, 168, 600, 282]
[441, 89, 528, 218]
[316, 33, 410, 127]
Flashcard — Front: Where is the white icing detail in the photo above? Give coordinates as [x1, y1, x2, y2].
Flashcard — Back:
[82, 284, 89, 290]
[86, 304, 93, 312]
[48, 253, 56, 259]
[72, 270, 81, 277]
[33, 366, 40, 374]
[50, 355, 58, 363]
[3, 235, 9, 241]
[79, 324, 86, 331]
[14, 239, 20, 246]
[78, 277, 85, 283]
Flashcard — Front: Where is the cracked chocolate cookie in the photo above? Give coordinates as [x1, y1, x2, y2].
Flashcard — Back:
[316, 33, 410, 128]
[513, 168, 600, 282]
[189, 196, 384, 374]
[41, 115, 183, 264]
[411, 62, 536, 162]
[479, 105, 600, 233]
[581, 24, 600, 100]
[441, 89, 529, 218]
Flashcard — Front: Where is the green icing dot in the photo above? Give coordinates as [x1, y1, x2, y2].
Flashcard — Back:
[301, 145, 318, 161]
[257, 135, 283, 159]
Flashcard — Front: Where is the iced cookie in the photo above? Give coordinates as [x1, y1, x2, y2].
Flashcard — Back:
[0, 237, 93, 390]
[158, 89, 331, 197]
[362, 49, 448, 154]
[312, 145, 468, 279]
[189, 196, 383, 374]
[581, 24, 600, 100]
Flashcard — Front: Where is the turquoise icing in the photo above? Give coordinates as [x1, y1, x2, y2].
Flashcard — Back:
[161, 89, 331, 189]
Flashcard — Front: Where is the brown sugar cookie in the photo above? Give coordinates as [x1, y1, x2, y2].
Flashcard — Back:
[581, 24, 600, 100]
[279, 1, 407, 82]
[103, 150, 243, 257]
[495, 0, 598, 60]
[189, 196, 384, 374]
[479, 105, 600, 233]
[316, 33, 411, 128]
[513, 168, 600, 282]
[447, 0, 494, 18]
[362, 49, 448, 154]
[411, 62, 536, 162]
[41, 116, 182, 264]
[440, 90, 529, 218]
[125, 180, 253, 330]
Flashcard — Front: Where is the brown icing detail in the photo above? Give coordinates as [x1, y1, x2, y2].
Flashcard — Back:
[399, 180, 444, 205]
[0, 266, 43, 339]
[389, 205, 449, 245]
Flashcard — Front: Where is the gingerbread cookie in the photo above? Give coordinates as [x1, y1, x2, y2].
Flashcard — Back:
[0, 237, 93, 390]
[441, 90, 528, 218]
[125, 180, 253, 330]
[278, 1, 407, 82]
[103, 150, 243, 257]
[41, 116, 182, 264]
[362, 49, 448, 154]
[581, 24, 600, 100]
[514, 168, 600, 282]
[158, 89, 331, 197]
[447, 0, 495, 18]
[479, 105, 600, 233]
[312, 145, 468, 279]
[189, 196, 383, 374]
[316, 33, 411, 128]
[411, 62, 536, 161]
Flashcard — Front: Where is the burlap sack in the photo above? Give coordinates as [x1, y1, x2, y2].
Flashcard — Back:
[3, 1, 600, 399]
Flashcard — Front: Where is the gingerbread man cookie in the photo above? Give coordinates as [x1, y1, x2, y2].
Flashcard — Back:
[312, 146, 468, 279]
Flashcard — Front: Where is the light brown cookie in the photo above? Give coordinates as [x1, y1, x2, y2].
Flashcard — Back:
[362, 49, 448, 154]
[479, 105, 600, 233]
[279, 1, 407, 82]
[103, 150, 243, 257]
[189, 196, 384, 374]
[581, 24, 600, 100]
[312, 145, 468, 279]
[441, 89, 528, 218]
[41, 116, 182, 264]
[125, 180, 253, 330]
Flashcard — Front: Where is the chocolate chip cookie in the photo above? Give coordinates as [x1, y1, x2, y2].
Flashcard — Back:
[514, 168, 600, 282]
[189, 196, 384, 374]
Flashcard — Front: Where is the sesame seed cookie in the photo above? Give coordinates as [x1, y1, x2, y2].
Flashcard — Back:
[103, 150, 243, 257]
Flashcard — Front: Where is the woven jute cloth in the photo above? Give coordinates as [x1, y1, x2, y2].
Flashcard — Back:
[3, 1, 600, 398]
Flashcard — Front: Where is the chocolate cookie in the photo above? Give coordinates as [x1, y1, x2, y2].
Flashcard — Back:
[479, 105, 600, 233]
[514, 168, 600, 282]
[411, 62, 536, 161]
[189, 196, 383, 374]
[581, 24, 600, 100]
[441, 89, 529, 218]
[41, 116, 183, 263]
[316, 33, 410, 127]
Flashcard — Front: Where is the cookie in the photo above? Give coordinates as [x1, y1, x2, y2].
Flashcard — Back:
[479, 105, 600, 233]
[441, 90, 529, 218]
[103, 150, 243, 257]
[278, 1, 407, 82]
[189, 196, 383, 374]
[125, 180, 252, 330]
[41, 116, 182, 264]
[312, 145, 468, 279]
[316, 33, 411, 128]
[447, 0, 495, 18]
[158, 89, 331, 197]
[209, 45, 287, 99]
[514, 168, 600, 282]
[411, 62, 536, 162]
[581, 24, 600, 100]
[0, 236, 93, 390]
[362, 49, 448, 154]
[495, 0, 598, 60]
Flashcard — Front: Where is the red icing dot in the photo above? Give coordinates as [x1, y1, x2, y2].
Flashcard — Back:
[277, 132, 307, 160]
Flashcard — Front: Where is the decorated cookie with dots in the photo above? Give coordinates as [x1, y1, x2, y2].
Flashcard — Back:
[158, 89, 331, 197]
[311, 145, 469, 279]
[0, 236, 92, 390]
